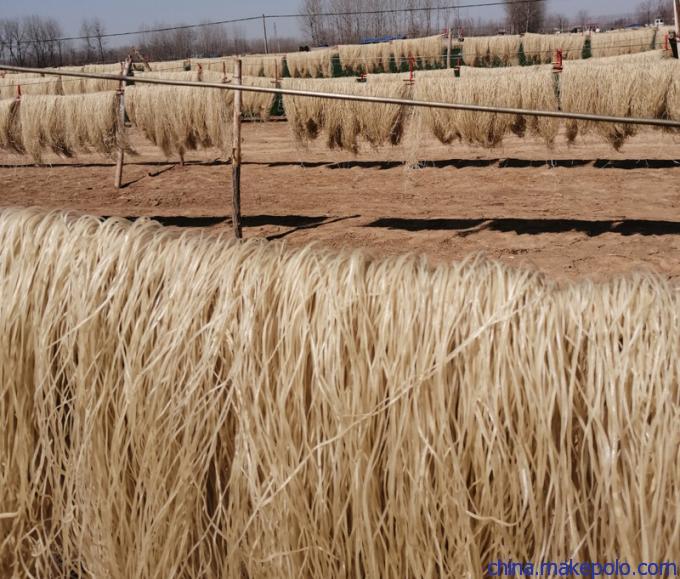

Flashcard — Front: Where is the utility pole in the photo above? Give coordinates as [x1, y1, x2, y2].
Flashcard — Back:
[262, 14, 269, 54]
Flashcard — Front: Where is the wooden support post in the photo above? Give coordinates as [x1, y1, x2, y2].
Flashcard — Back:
[231, 59, 243, 239]
[447, 28, 452, 69]
[114, 91, 126, 189]
[114, 58, 131, 189]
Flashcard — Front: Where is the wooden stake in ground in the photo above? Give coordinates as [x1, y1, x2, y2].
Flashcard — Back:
[113, 91, 126, 188]
[232, 59, 243, 239]
[114, 58, 132, 189]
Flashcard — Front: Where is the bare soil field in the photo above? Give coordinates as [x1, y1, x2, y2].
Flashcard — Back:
[1, 122, 679, 281]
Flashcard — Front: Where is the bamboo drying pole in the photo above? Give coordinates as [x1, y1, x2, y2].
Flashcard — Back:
[114, 57, 132, 189]
[232, 59, 243, 239]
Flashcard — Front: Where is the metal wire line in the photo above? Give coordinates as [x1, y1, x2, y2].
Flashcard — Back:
[8, 0, 546, 46]
[2, 63, 680, 130]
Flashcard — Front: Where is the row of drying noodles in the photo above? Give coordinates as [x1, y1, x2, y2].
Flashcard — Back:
[190, 28, 656, 80]
[282, 53, 680, 152]
[334, 28, 664, 74]
[0, 92, 123, 162]
[0, 63, 212, 99]
[124, 74, 276, 156]
[2, 52, 677, 162]
[0, 26, 667, 97]
[280, 73, 559, 153]
[142, 55, 285, 78]
[0, 75, 276, 161]
[589, 27, 658, 58]
[337, 35, 445, 74]
[0, 64, 121, 99]
[458, 27, 661, 66]
[196, 54, 286, 79]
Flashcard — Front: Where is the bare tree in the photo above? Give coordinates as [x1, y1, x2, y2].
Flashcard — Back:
[172, 28, 195, 59]
[80, 20, 96, 62]
[80, 18, 106, 63]
[636, 0, 673, 24]
[636, 0, 655, 25]
[545, 13, 569, 33]
[300, 0, 327, 45]
[505, 0, 546, 33]
[23, 16, 63, 67]
[1, 18, 27, 65]
[91, 19, 106, 62]
[298, 0, 461, 45]
[197, 23, 229, 57]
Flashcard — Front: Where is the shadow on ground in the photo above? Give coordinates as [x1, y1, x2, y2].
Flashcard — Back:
[112, 214, 361, 238]
[367, 218, 680, 237]
[243, 214, 361, 240]
[254, 158, 680, 170]
[4, 158, 678, 171]
[104, 214, 680, 238]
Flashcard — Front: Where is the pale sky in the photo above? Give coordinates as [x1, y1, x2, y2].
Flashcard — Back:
[1, 0, 651, 39]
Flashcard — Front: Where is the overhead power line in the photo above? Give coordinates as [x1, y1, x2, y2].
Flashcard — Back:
[269, 0, 545, 19]
[9, 0, 546, 46]
[2, 63, 679, 131]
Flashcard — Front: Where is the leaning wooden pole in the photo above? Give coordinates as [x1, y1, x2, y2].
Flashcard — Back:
[114, 58, 131, 189]
[231, 59, 243, 239]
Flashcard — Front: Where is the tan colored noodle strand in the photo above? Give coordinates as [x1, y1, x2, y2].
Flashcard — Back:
[589, 28, 656, 58]
[282, 79, 409, 153]
[560, 60, 676, 148]
[125, 85, 233, 157]
[414, 75, 526, 147]
[17, 92, 121, 162]
[285, 49, 333, 78]
[522, 33, 585, 64]
[0, 207, 678, 577]
[459, 35, 521, 66]
[0, 99, 24, 154]
[0, 76, 63, 100]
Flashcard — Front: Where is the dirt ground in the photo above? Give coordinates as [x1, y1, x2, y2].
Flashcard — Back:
[1, 122, 679, 282]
